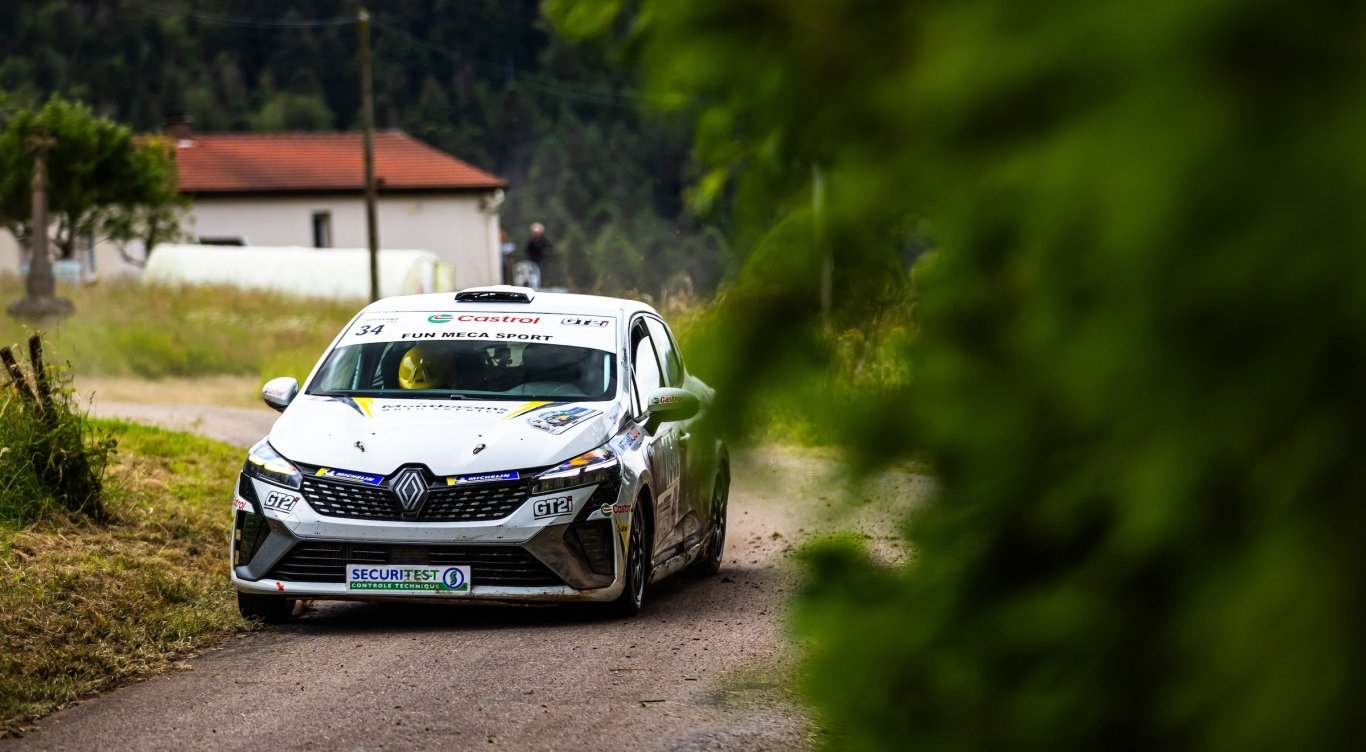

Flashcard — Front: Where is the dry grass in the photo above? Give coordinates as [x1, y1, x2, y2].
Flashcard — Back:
[0, 419, 247, 735]
[73, 375, 264, 407]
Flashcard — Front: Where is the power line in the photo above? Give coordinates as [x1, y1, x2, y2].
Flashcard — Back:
[129, 2, 645, 110]
[370, 18, 644, 109]
[138, 3, 354, 29]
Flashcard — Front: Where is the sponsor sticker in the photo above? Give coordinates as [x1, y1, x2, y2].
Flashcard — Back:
[428, 313, 455, 324]
[456, 314, 541, 324]
[317, 468, 384, 486]
[533, 495, 573, 519]
[233, 497, 248, 512]
[560, 316, 611, 328]
[449, 471, 520, 485]
[325, 396, 375, 417]
[377, 403, 506, 414]
[262, 491, 299, 513]
[345, 564, 471, 593]
[612, 425, 644, 452]
[528, 406, 602, 435]
[599, 502, 632, 517]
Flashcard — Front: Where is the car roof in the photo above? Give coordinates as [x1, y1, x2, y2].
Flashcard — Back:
[357, 286, 659, 320]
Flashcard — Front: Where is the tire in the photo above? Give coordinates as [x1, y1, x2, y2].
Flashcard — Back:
[237, 590, 293, 624]
[606, 504, 649, 617]
[693, 470, 729, 577]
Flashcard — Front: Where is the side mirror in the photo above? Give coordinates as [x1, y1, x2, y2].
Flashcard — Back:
[646, 387, 699, 423]
[262, 377, 299, 413]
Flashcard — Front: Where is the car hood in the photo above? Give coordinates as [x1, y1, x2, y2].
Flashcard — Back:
[269, 394, 621, 477]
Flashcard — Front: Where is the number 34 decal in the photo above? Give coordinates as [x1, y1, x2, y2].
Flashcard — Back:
[353, 324, 386, 336]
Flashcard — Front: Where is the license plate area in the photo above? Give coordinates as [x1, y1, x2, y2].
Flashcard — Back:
[345, 563, 471, 593]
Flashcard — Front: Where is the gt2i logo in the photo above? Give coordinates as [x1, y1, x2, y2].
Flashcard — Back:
[263, 491, 299, 513]
[532, 495, 573, 519]
[561, 317, 611, 327]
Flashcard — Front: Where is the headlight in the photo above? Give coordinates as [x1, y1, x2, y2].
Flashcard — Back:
[243, 439, 302, 490]
[531, 445, 620, 494]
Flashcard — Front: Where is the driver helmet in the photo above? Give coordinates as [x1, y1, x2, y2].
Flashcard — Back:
[398, 344, 452, 389]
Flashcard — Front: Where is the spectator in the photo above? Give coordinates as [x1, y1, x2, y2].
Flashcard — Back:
[524, 222, 554, 289]
[499, 229, 516, 284]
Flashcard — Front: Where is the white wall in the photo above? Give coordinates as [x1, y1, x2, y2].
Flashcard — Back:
[0, 190, 504, 288]
[191, 193, 502, 287]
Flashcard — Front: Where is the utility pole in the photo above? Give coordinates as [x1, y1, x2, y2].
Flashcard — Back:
[814, 163, 830, 326]
[8, 130, 73, 320]
[359, 7, 380, 302]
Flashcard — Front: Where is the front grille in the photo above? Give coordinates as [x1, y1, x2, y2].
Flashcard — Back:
[299, 471, 531, 522]
[265, 541, 564, 587]
[301, 476, 399, 519]
[423, 481, 527, 521]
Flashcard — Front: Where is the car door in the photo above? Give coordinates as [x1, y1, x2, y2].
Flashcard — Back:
[629, 319, 684, 560]
[643, 316, 708, 548]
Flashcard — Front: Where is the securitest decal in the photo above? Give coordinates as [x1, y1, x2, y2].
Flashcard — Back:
[345, 564, 471, 593]
[448, 471, 520, 485]
[528, 406, 602, 435]
[317, 468, 384, 486]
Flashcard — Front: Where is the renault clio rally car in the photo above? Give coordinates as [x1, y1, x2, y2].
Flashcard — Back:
[231, 286, 728, 622]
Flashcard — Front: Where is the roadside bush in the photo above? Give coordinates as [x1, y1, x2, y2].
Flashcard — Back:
[0, 335, 114, 526]
[553, 0, 1366, 748]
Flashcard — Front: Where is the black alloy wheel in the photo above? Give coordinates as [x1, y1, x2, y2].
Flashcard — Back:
[694, 471, 729, 577]
[607, 503, 649, 616]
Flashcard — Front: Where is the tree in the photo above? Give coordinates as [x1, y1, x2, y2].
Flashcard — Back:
[549, 0, 1366, 748]
[0, 96, 188, 266]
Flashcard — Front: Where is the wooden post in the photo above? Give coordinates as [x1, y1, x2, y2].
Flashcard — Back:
[359, 7, 381, 302]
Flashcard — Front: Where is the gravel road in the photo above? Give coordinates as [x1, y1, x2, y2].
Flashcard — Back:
[3, 398, 928, 751]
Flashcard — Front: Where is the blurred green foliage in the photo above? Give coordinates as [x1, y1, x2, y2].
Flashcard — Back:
[0, 96, 187, 260]
[551, 0, 1365, 748]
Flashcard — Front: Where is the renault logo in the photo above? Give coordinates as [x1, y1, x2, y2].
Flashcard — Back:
[391, 469, 428, 514]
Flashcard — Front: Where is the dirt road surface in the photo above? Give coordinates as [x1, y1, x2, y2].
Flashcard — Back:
[3, 388, 928, 751]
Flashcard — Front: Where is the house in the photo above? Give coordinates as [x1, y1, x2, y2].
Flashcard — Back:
[1, 122, 508, 289]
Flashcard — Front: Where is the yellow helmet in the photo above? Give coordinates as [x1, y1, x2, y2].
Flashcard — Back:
[397, 344, 451, 389]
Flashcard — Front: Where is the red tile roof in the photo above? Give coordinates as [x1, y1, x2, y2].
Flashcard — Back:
[174, 130, 506, 194]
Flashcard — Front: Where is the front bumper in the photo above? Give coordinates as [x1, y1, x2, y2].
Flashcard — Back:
[230, 471, 631, 604]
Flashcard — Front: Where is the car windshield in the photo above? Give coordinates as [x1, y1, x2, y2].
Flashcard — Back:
[305, 340, 617, 401]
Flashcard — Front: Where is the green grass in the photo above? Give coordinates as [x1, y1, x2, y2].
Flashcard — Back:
[0, 273, 358, 383]
[0, 420, 248, 735]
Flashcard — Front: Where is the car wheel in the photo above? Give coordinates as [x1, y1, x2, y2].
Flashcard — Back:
[694, 470, 729, 577]
[606, 504, 649, 617]
[237, 591, 293, 624]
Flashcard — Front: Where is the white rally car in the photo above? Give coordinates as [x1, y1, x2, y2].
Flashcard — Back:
[231, 287, 728, 621]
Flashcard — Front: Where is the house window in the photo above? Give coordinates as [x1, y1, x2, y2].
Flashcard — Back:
[312, 211, 333, 248]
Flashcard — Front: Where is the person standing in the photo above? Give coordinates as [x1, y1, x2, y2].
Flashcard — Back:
[524, 222, 554, 289]
[499, 229, 517, 284]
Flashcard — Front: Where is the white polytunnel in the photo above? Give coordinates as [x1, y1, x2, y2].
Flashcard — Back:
[143, 244, 455, 300]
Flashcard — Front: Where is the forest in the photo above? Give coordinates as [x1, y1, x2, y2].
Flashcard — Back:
[0, 0, 724, 299]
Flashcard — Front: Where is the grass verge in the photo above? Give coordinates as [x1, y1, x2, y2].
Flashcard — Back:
[0, 274, 357, 383]
[0, 419, 246, 736]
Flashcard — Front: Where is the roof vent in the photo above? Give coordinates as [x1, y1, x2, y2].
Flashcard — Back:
[455, 285, 535, 304]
